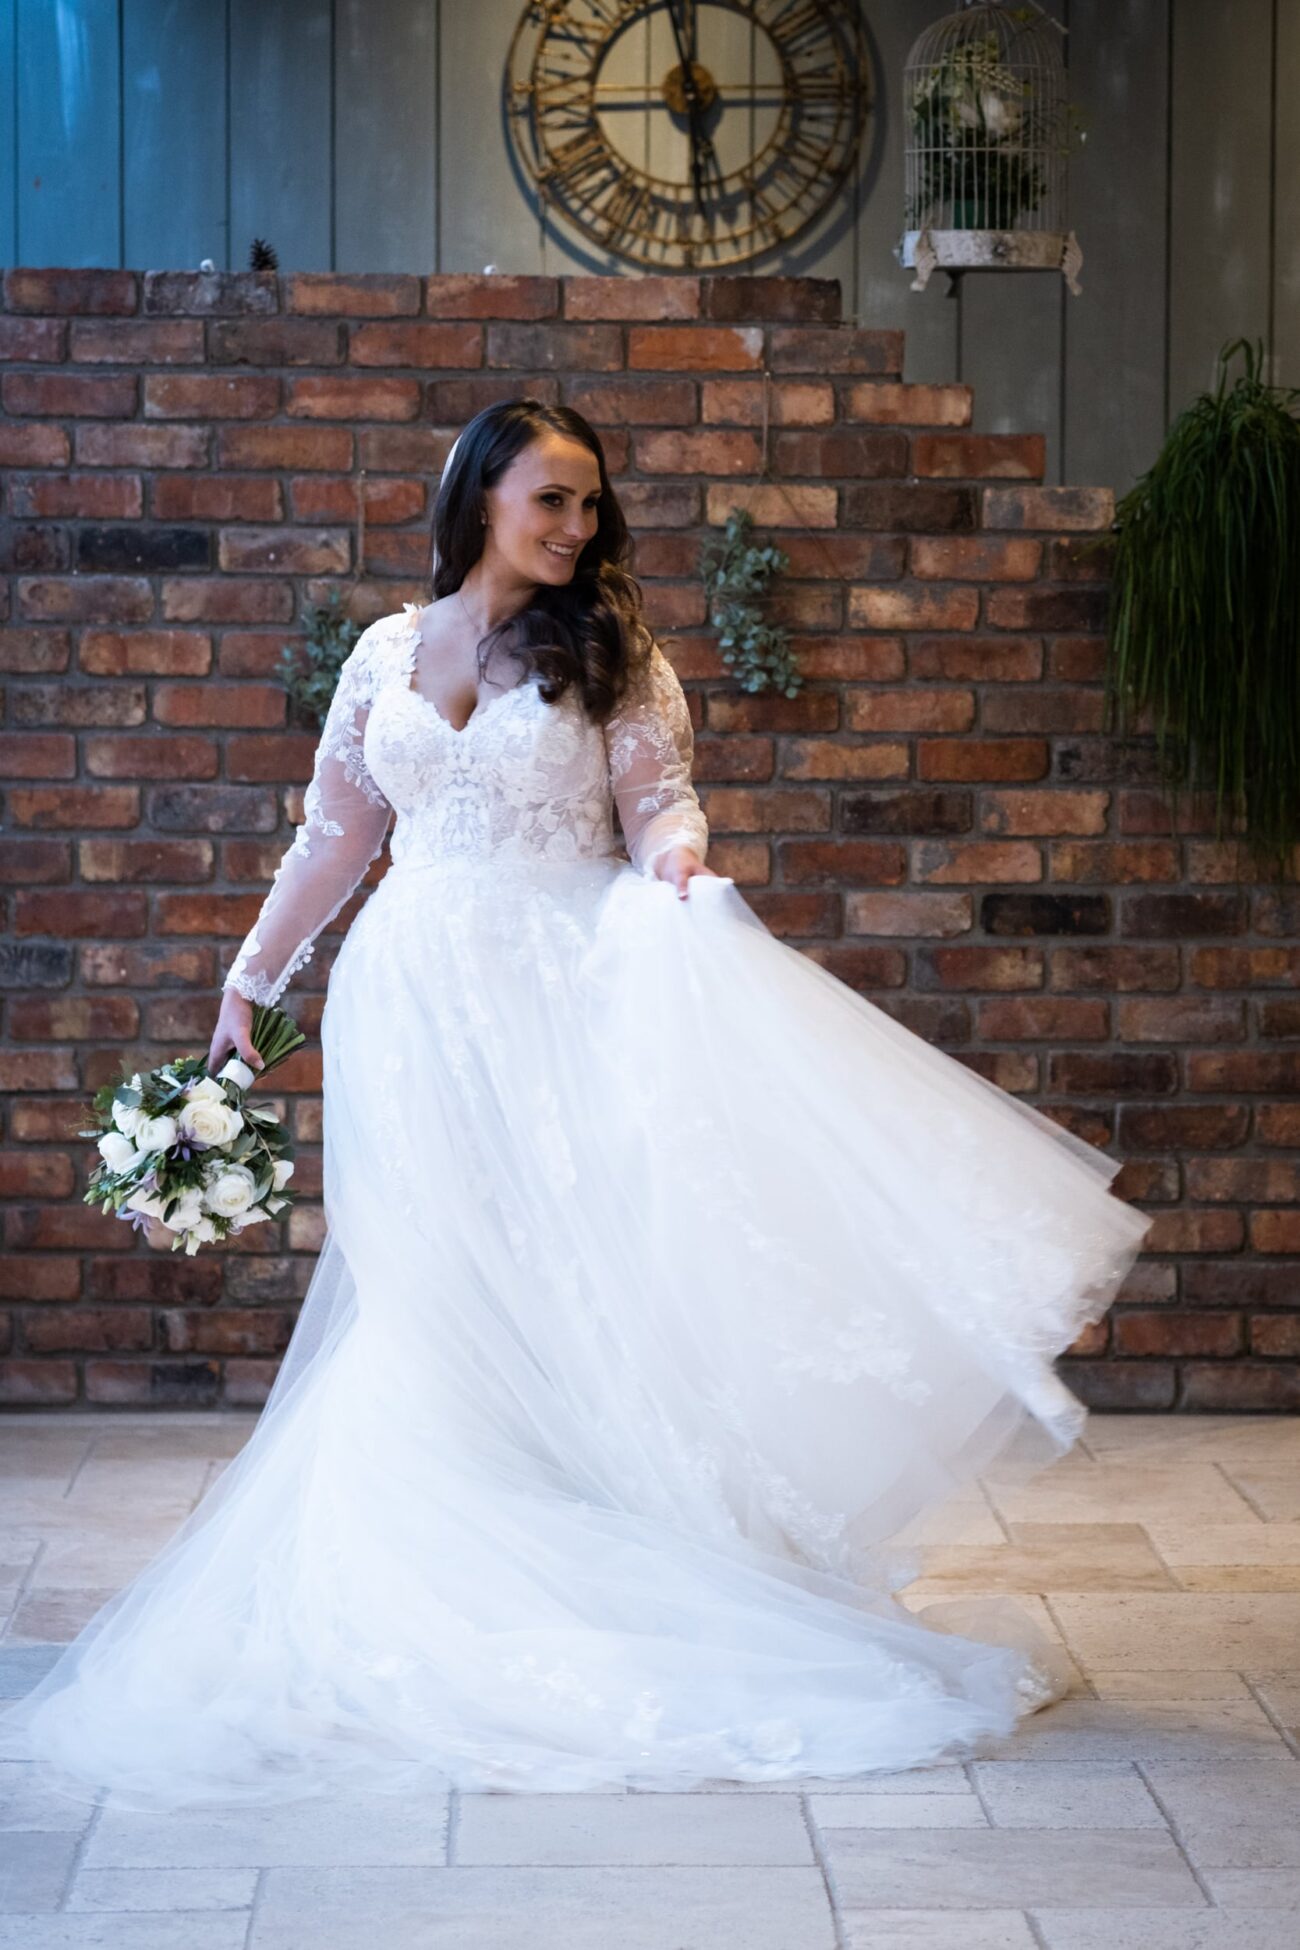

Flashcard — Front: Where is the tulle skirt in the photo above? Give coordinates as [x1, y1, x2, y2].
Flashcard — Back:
[4, 857, 1152, 1809]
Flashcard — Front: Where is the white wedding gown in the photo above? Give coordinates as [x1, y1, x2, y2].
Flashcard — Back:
[6, 604, 1152, 1810]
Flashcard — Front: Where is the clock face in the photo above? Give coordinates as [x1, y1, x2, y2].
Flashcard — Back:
[505, 0, 872, 269]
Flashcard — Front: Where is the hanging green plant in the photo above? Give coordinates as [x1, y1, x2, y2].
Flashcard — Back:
[1098, 336, 1300, 879]
[699, 508, 803, 696]
[276, 588, 362, 730]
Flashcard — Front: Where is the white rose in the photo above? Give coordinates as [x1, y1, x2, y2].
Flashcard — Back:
[167, 1188, 205, 1231]
[178, 1097, 244, 1146]
[181, 1214, 220, 1256]
[111, 1097, 143, 1138]
[217, 1056, 256, 1091]
[271, 1158, 295, 1191]
[124, 1186, 170, 1223]
[229, 1205, 271, 1231]
[97, 1131, 138, 1172]
[185, 1076, 226, 1102]
[203, 1165, 258, 1217]
[132, 1113, 178, 1155]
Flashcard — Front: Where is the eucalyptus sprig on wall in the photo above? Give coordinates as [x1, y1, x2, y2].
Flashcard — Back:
[699, 508, 803, 697]
[1101, 336, 1300, 879]
[276, 589, 362, 731]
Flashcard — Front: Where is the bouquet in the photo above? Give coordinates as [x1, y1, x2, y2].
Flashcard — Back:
[82, 1005, 305, 1256]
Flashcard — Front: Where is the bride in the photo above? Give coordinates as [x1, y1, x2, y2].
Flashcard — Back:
[6, 398, 1152, 1810]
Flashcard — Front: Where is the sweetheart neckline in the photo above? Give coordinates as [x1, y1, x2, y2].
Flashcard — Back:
[393, 604, 531, 737]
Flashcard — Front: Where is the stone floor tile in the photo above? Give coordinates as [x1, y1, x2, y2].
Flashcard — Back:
[1176, 1820, 1300, 1869]
[0, 1760, 94, 1833]
[915, 1524, 1175, 1595]
[1215, 1465, 1300, 1523]
[1244, 1669, 1300, 1732]
[0, 1829, 80, 1911]
[986, 1464, 1256, 1529]
[1035, 1911, 1292, 1949]
[809, 1793, 987, 1828]
[86, 1790, 448, 1869]
[970, 1698, 1288, 1762]
[1200, 1867, 1300, 1907]
[1081, 1415, 1300, 1467]
[1087, 1670, 1252, 1700]
[67, 1866, 259, 1911]
[1140, 1756, 1300, 1826]
[0, 1917, 248, 1948]
[1049, 1593, 1300, 1669]
[842, 1913, 1037, 1948]
[970, 1760, 1167, 1827]
[453, 1789, 812, 1864]
[824, 1827, 1203, 1909]
[252, 1864, 837, 1949]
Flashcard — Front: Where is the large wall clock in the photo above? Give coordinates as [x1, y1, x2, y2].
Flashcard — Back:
[505, 0, 872, 270]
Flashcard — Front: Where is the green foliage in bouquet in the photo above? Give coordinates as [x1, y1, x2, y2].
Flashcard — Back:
[700, 508, 802, 697]
[277, 588, 362, 730]
[82, 1005, 306, 1255]
[1096, 337, 1300, 879]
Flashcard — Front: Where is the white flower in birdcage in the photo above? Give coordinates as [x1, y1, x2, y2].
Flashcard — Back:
[897, 2, 1086, 296]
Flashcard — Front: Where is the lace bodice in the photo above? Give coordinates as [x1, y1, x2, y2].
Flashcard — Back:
[223, 605, 710, 1005]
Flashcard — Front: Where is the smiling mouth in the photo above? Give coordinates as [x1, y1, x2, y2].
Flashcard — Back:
[542, 542, 578, 559]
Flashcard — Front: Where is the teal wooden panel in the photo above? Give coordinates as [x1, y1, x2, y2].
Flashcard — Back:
[0, 0, 15, 263]
[959, 0, 1068, 482]
[1064, 0, 1169, 494]
[334, 0, 438, 272]
[229, 0, 332, 273]
[855, 0, 959, 386]
[17, 0, 122, 266]
[1275, 0, 1300, 388]
[1169, 0, 1273, 411]
[123, 0, 228, 271]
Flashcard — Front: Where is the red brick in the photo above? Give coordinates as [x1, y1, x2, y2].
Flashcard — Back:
[0, 316, 67, 360]
[917, 946, 1045, 990]
[702, 277, 840, 324]
[916, 434, 1047, 479]
[977, 997, 1109, 1040]
[224, 732, 318, 784]
[845, 688, 974, 733]
[1118, 998, 1245, 1043]
[0, 1255, 82, 1300]
[286, 376, 420, 420]
[769, 327, 902, 374]
[3, 372, 137, 417]
[0, 836, 70, 882]
[160, 1308, 293, 1356]
[426, 274, 559, 319]
[986, 588, 1108, 631]
[698, 788, 829, 835]
[0, 629, 72, 673]
[285, 273, 420, 315]
[218, 527, 350, 575]
[76, 423, 210, 468]
[8, 994, 139, 1038]
[208, 319, 344, 365]
[562, 377, 699, 426]
[152, 683, 284, 729]
[911, 536, 1041, 580]
[781, 841, 907, 885]
[362, 530, 431, 577]
[9, 473, 143, 518]
[1113, 1312, 1242, 1357]
[350, 322, 482, 367]
[143, 271, 277, 316]
[1250, 1211, 1300, 1254]
[426, 374, 560, 420]
[85, 734, 218, 780]
[8, 784, 139, 827]
[981, 790, 1109, 837]
[628, 326, 763, 371]
[844, 381, 972, 426]
[144, 374, 279, 418]
[983, 485, 1114, 531]
[79, 841, 214, 890]
[700, 379, 834, 427]
[4, 268, 138, 314]
[844, 891, 972, 936]
[917, 739, 1049, 783]
[24, 1309, 155, 1354]
[0, 733, 75, 776]
[916, 840, 1042, 884]
[706, 690, 838, 734]
[14, 889, 147, 937]
[635, 429, 763, 475]
[160, 579, 294, 624]
[849, 586, 980, 631]
[1143, 1210, 1246, 1254]
[11, 682, 146, 728]
[69, 319, 203, 363]
[1251, 1316, 1300, 1356]
[0, 423, 71, 466]
[217, 424, 353, 470]
[0, 1361, 77, 1405]
[487, 322, 623, 372]
[565, 276, 698, 321]
[771, 430, 906, 477]
[151, 476, 281, 523]
[706, 483, 836, 529]
[17, 577, 153, 625]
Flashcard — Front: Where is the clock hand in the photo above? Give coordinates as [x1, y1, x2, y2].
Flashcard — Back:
[664, 0, 709, 220]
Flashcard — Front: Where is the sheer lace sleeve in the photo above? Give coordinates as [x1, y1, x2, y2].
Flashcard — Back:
[223, 627, 393, 1007]
[604, 640, 709, 876]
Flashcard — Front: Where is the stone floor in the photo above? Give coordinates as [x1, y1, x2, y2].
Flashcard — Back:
[1, 1409, 1298, 1948]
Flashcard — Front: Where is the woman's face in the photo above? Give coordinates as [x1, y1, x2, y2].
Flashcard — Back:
[480, 430, 603, 589]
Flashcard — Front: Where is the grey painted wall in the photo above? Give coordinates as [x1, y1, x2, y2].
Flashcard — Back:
[1, 1, 1297, 494]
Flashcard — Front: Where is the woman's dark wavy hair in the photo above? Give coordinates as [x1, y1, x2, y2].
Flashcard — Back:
[430, 397, 650, 723]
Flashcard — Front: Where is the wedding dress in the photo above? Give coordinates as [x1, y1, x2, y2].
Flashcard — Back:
[6, 603, 1152, 1810]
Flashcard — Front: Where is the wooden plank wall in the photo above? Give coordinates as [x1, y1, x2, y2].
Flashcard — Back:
[2, 0, 1298, 493]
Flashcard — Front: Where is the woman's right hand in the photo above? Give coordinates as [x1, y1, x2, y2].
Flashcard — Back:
[206, 988, 266, 1079]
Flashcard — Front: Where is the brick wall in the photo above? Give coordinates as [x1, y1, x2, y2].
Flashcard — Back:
[1, 268, 1297, 1414]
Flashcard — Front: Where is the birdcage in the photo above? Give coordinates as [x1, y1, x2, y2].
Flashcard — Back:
[897, 2, 1082, 295]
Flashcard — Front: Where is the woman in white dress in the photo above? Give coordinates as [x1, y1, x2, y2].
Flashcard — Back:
[6, 399, 1152, 1810]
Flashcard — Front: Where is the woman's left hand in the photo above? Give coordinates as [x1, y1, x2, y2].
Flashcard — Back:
[653, 845, 721, 900]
